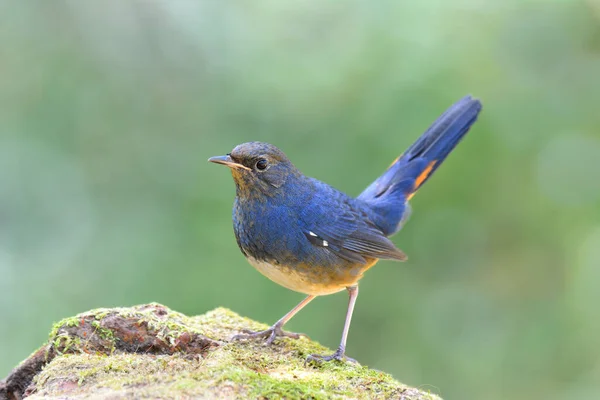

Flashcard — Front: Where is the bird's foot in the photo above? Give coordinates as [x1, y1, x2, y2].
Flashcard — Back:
[231, 324, 306, 345]
[305, 346, 358, 365]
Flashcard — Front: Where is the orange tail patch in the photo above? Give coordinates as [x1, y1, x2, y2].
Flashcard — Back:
[407, 161, 437, 200]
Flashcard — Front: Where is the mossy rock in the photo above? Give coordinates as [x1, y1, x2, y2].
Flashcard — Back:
[0, 304, 441, 399]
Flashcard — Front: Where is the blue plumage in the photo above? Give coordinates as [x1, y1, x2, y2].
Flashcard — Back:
[359, 95, 482, 235]
[209, 95, 483, 363]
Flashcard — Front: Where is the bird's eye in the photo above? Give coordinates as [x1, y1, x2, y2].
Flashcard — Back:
[255, 159, 268, 171]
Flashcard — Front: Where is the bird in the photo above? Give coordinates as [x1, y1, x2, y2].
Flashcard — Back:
[209, 95, 482, 363]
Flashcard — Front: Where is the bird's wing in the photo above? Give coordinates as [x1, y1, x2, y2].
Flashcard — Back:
[300, 200, 407, 264]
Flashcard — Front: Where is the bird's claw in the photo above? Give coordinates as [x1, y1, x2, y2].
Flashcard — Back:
[305, 347, 358, 365]
[231, 324, 306, 345]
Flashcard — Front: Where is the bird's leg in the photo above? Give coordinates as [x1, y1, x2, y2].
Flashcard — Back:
[306, 285, 359, 364]
[232, 295, 316, 345]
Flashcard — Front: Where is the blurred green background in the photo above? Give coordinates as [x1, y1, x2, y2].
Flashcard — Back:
[2, 1, 600, 399]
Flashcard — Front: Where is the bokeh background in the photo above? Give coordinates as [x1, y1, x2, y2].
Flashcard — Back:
[2, 1, 600, 399]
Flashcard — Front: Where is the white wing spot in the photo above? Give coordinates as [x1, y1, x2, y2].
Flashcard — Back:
[323, 240, 329, 247]
[309, 231, 317, 237]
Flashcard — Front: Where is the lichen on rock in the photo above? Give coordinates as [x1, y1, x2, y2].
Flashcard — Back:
[0, 303, 441, 399]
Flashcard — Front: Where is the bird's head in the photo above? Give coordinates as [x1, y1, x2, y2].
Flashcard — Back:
[209, 142, 299, 197]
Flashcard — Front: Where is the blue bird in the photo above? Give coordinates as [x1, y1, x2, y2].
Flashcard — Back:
[209, 95, 482, 363]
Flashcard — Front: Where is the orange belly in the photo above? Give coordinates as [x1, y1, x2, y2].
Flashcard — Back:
[246, 257, 379, 295]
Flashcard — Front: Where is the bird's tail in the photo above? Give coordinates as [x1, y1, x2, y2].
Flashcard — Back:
[358, 95, 482, 235]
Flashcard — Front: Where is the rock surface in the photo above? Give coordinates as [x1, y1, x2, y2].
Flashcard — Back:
[0, 303, 441, 399]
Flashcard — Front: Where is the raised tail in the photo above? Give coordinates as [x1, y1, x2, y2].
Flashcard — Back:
[358, 95, 482, 235]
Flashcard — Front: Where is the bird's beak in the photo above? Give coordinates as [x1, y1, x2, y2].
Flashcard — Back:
[208, 155, 251, 171]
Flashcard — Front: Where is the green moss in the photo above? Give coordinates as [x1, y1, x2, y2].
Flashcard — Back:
[24, 305, 442, 399]
[48, 315, 81, 340]
[90, 319, 115, 348]
[52, 333, 82, 355]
